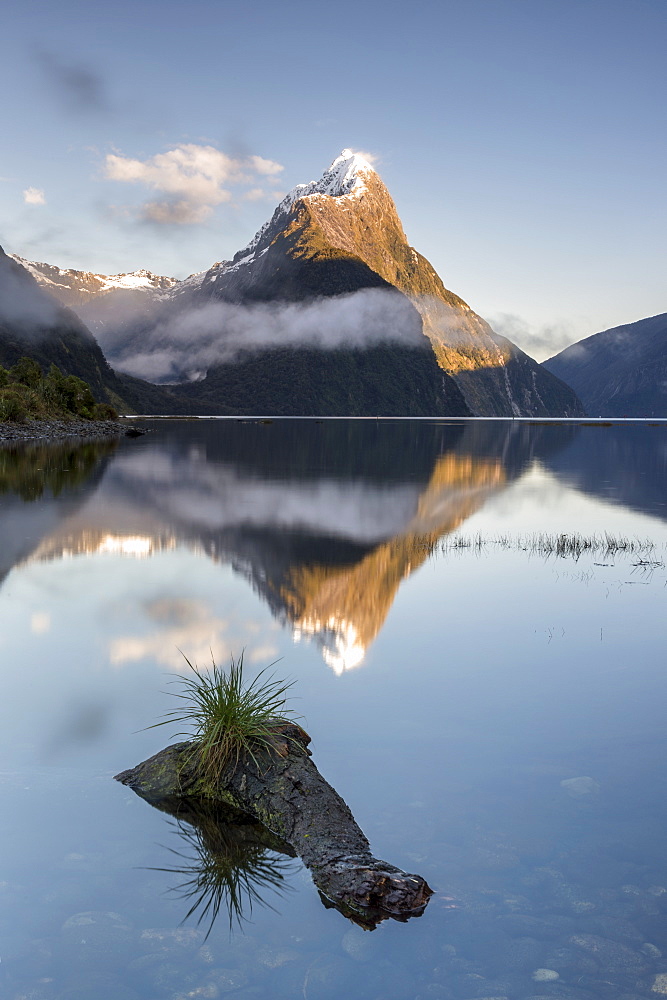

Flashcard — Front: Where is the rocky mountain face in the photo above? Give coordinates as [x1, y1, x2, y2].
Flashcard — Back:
[543, 312, 667, 417]
[7, 150, 585, 417]
[185, 150, 583, 417]
[9, 214, 468, 414]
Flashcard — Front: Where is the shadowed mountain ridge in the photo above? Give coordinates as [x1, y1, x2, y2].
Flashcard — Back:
[544, 312, 667, 416]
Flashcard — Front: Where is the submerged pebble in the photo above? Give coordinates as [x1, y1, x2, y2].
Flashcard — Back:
[341, 927, 375, 962]
[643, 943, 663, 958]
[542, 945, 598, 976]
[61, 911, 132, 939]
[140, 928, 205, 951]
[447, 974, 515, 998]
[171, 987, 218, 1000]
[560, 777, 600, 798]
[181, 968, 247, 996]
[568, 933, 646, 971]
[256, 946, 299, 969]
[532, 968, 559, 981]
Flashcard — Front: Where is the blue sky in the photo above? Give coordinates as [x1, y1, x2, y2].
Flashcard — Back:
[1, 0, 665, 359]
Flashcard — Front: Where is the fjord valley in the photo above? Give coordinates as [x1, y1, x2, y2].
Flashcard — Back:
[3, 0, 666, 994]
[4, 151, 586, 419]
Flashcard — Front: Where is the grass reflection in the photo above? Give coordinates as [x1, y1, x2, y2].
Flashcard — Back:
[149, 800, 297, 935]
[439, 531, 662, 562]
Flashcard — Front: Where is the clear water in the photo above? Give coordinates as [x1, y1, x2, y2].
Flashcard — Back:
[1, 418, 666, 1000]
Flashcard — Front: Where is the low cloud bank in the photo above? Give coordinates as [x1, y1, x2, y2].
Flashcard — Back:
[101, 288, 426, 382]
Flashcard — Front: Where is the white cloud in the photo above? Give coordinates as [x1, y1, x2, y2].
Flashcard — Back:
[104, 143, 284, 225]
[248, 155, 284, 176]
[23, 187, 46, 205]
[247, 644, 280, 664]
[103, 288, 426, 383]
[488, 312, 579, 362]
[142, 199, 213, 224]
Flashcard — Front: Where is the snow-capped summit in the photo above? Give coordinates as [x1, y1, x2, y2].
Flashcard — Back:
[233, 149, 376, 265]
[291, 148, 375, 202]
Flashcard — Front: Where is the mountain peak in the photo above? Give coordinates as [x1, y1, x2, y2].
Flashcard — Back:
[232, 148, 378, 264]
[315, 148, 376, 196]
[287, 148, 375, 203]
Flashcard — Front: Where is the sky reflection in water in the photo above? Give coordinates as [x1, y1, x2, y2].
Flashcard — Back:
[0, 419, 666, 1000]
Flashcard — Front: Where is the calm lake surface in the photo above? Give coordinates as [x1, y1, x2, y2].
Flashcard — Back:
[1, 418, 666, 1000]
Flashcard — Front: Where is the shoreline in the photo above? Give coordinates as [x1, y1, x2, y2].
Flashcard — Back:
[0, 418, 126, 445]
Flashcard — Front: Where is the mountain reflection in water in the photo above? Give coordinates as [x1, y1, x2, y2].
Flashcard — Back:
[0, 419, 586, 672]
[0, 438, 118, 589]
[6, 418, 663, 672]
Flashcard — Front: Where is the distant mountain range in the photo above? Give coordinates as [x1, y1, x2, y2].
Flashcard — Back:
[7, 257, 179, 308]
[543, 312, 667, 417]
[12, 148, 664, 417]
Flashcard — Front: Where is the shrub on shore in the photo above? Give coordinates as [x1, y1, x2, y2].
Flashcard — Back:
[0, 358, 118, 423]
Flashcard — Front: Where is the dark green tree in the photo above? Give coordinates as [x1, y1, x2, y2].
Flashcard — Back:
[10, 356, 42, 388]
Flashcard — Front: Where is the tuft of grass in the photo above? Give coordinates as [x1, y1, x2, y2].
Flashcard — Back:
[150, 652, 302, 782]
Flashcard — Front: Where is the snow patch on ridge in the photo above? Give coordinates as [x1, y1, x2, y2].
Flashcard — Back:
[164, 268, 209, 297]
[8, 255, 179, 294]
[96, 269, 179, 292]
